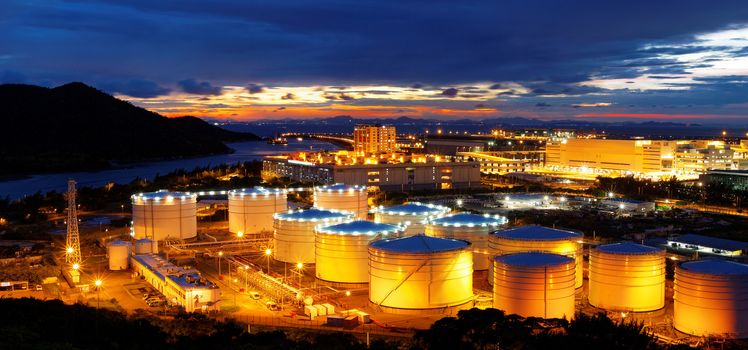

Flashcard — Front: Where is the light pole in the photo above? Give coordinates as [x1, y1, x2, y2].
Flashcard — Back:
[296, 262, 303, 287]
[265, 249, 272, 274]
[94, 279, 102, 309]
[217, 251, 223, 276]
[244, 265, 249, 292]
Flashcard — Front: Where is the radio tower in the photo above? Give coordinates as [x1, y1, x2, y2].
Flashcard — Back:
[65, 179, 82, 267]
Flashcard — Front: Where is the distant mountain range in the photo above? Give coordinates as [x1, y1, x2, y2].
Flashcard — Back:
[0, 82, 260, 177]
[210, 115, 734, 138]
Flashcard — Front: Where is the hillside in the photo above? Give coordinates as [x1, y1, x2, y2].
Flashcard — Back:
[0, 82, 260, 176]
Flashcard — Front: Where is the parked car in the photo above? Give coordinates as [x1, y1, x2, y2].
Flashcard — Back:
[249, 292, 261, 300]
[34, 285, 43, 291]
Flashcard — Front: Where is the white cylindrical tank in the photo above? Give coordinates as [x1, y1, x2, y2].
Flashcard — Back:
[493, 252, 576, 319]
[588, 242, 665, 312]
[315, 220, 402, 284]
[369, 235, 473, 312]
[674, 259, 748, 338]
[131, 190, 197, 241]
[488, 225, 583, 288]
[134, 238, 158, 255]
[273, 208, 352, 264]
[314, 184, 368, 219]
[228, 187, 287, 234]
[107, 240, 131, 270]
[425, 213, 507, 271]
[374, 202, 450, 236]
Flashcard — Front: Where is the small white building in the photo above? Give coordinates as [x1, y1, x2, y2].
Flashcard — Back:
[131, 254, 220, 313]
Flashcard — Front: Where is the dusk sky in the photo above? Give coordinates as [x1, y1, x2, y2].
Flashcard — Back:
[2, 1, 748, 123]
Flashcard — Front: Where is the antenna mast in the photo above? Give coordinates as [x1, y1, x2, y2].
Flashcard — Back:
[65, 179, 82, 267]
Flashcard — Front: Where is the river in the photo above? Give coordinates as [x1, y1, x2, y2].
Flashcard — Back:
[0, 139, 340, 199]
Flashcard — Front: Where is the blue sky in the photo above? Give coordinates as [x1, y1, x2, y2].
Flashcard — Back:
[2, 0, 748, 124]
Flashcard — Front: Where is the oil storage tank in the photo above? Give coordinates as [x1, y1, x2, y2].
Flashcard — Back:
[315, 220, 403, 284]
[228, 187, 287, 234]
[107, 240, 131, 270]
[314, 184, 368, 219]
[425, 213, 507, 270]
[373, 202, 450, 236]
[674, 259, 748, 338]
[368, 235, 473, 313]
[488, 225, 583, 288]
[134, 238, 158, 255]
[588, 242, 665, 312]
[493, 252, 576, 319]
[273, 208, 352, 264]
[131, 190, 197, 241]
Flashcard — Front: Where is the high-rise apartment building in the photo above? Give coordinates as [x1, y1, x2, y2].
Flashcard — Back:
[353, 124, 397, 155]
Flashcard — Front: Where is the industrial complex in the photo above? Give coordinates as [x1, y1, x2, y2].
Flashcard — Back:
[10, 124, 748, 346]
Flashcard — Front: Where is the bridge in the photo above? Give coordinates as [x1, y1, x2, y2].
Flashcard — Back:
[282, 132, 354, 148]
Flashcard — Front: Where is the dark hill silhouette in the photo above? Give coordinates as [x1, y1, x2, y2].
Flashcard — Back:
[0, 82, 259, 176]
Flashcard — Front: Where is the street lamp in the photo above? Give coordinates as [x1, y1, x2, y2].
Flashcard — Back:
[237, 231, 244, 238]
[265, 249, 272, 273]
[94, 279, 102, 309]
[296, 262, 303, 286]
[217, 251, 223, 276]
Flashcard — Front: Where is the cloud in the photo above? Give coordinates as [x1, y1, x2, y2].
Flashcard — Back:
[281, 92, 296, 100]
[411, 83, 423, 89]
[273, 106, 286, 112]
[100, 79, 171, 98]
[441, 88, 459, 97]
[323, 92, 356, 100]
[246, 84, 265, 94]
[177, 79, 223, 95]
[535, 102, 552, 107]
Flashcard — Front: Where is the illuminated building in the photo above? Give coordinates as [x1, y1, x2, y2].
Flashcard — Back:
[353, 124, 397, 155]
[262, 152, 480, 190]
[545, 138, 747, 179]
[699, 169, 748, 191]
[488, 225, 583, 288]
[131, 254, 220, 313]
[457, 151, 540, 174]
[228, 187, 287, 234]
[315, 220, 402, 284]
[131, 190, 197, 241]
[588, 242, 665, 312]
[373, 202, 450, 236]
[313, 184, 368, 219]
[667, 234, 747, 257]
[674, 259, 748, 338]
[493, 252, 575, 319]
[425, 213, 507, 270]
[599, 198, 655, 214]
[368, 235, 473, 313]
[273, 208, 352, 264]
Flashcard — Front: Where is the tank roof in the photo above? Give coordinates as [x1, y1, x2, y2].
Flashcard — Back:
[492, 225, 581, 240]
[370, 235, 469, 253]
[680, 259, 748, 275]
[430, 213, 506, 227]
[229, 187, 285, 195]
[315, 183, 367, 192]
[132, 190, 196, 200]
[108, 240, 130, 246]
[375, 202, 450, 216]
[317, 220, 401, 236]
[275, 208, 352, 221]
[495, 252, 574, 267]
[596, 242, 662, 255]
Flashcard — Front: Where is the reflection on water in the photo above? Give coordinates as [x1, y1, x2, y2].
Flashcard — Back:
[0, 139, 339, 199]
